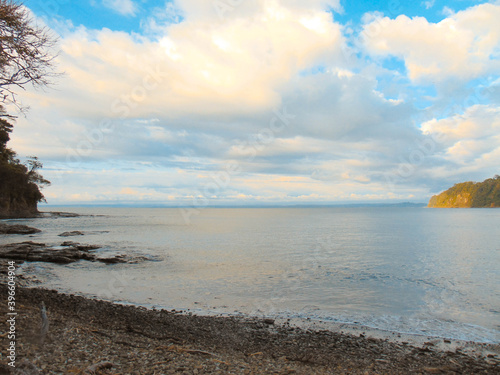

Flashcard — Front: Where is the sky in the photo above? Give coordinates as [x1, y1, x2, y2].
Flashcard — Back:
[8, 0, 500, 206]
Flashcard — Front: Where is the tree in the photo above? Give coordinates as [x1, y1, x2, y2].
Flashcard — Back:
[26, 155, 50, 188]
[0, 0, 57, 114]
[0, 0, 56, 217]
[0, 116, 15, 161]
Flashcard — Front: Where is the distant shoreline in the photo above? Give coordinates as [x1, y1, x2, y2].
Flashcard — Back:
[38, 202, 428, 209]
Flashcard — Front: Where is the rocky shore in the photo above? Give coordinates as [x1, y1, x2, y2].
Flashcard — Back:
[0, 222, 146, 265]
[0, 241, 135, 265]
[0, 285, 498, 374]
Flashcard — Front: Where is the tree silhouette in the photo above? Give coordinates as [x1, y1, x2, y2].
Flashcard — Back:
[0, 0, 57, 114]
[0, 0, 57, 217]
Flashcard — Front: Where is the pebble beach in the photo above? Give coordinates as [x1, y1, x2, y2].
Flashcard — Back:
[1, 285, 499, 374]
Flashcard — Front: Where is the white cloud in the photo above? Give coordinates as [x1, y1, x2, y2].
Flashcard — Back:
[28, 2, 345, 119]
[422, 105, 500, 142]
[103, 0, 137, 16]
[174, 0, 342, 22]
[141, 2, 184, 35]
[441, 6, 454, 17]
[421, 105, 500, 167]
[12, 0, 500, 204]
[422, 0, 435, 10]
[362, 3, 500, 82]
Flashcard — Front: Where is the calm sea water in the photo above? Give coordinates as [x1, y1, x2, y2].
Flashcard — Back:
[2, 207, 499, 343]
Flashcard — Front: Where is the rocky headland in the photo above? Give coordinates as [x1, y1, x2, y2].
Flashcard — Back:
[428, 175, 500, 208]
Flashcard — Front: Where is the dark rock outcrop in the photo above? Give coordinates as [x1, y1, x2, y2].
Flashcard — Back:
[0, 200, 39, 219]
[0, 241, 129, 265]
[59, 231, 84, 237]
[40, 211, 81, 218]
[0, 222, 41, 234]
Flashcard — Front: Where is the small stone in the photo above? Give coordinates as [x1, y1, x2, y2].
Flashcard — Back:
[59, 231, 85, 237]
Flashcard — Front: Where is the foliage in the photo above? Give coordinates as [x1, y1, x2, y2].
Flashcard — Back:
[0, 114, 50, 213]
[0, 0, 56, 216]
[428, 176, 500, 208]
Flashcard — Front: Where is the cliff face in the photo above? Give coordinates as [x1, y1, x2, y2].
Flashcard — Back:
[0, 197, 39, 218]
[428, 176, 500, 208]
[0, 170, 44, 218]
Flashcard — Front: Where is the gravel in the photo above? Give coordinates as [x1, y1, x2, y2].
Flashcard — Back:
[1, 285, 498, 374]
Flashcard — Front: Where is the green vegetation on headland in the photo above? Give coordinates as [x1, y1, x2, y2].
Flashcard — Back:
[428, 175, 500, 208]
[0, 118, 50, 217]
[0, 0, 56, 218]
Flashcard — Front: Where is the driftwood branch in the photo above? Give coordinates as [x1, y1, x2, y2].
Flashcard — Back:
[39, 301, 49, 345]
[84, 361, 114, 374]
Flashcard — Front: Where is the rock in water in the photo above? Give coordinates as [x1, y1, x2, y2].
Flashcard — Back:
[0, 241, 140, 265]
[0, 223, 41, 235]
[58, 231, 85, 237]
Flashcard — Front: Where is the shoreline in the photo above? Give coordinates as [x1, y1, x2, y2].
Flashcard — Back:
[1, 285, 498, 374]
[92, 298, 500, 354]
[9, 259, 499, 350]
[8, 264, 500, 350]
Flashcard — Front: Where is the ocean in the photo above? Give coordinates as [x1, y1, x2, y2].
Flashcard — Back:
[2, 206, 499, 343]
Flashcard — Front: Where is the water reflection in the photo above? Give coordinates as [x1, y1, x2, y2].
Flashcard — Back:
[7, 206, 500, 342]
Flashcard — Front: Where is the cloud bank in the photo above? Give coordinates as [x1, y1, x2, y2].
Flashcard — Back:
[9, 0, 500, 205]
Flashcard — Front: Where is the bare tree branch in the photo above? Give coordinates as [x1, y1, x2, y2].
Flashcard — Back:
[0, 0, 59, 115]
[0, 1, 57, 214]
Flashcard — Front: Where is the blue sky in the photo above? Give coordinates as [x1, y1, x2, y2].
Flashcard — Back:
[9, 0, 500, 205]
[25, 0, 486, 32]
